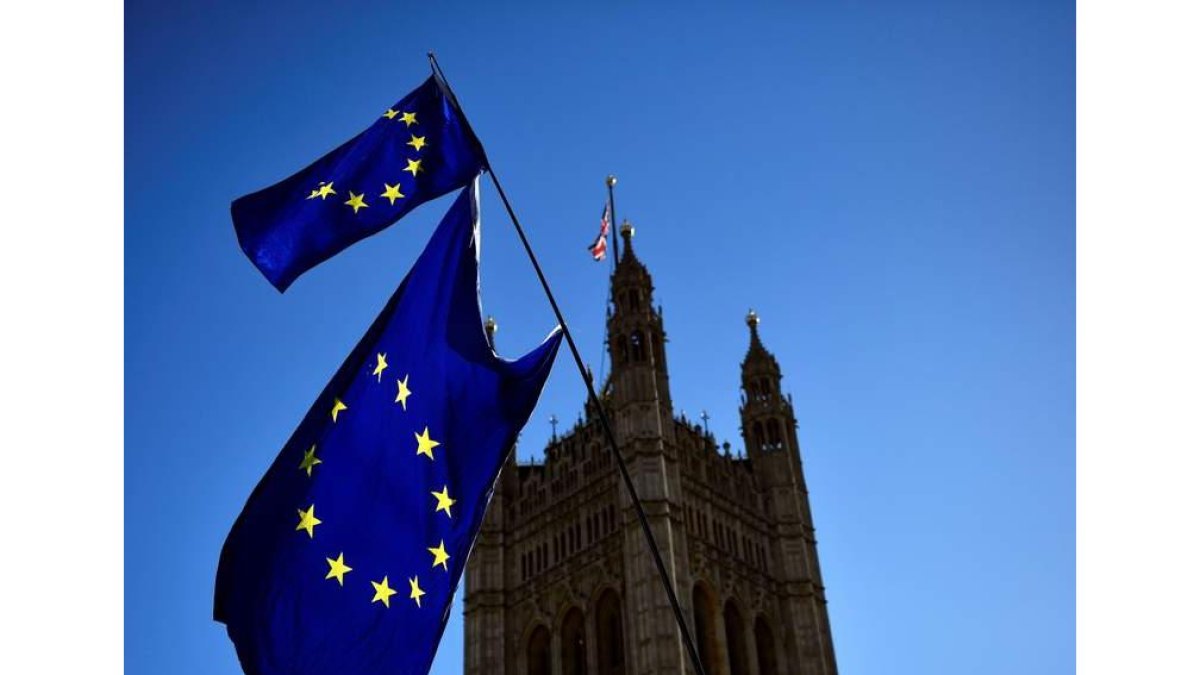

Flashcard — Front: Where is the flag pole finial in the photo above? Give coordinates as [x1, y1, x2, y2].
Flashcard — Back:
[606, 174, 617, 187]
[484, 315, 498, 348]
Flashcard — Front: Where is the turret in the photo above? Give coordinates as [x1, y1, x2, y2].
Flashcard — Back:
[738, 310, 838, 673]
[740, 310, 808, 497]
[740, 310, 796, 454]
[603, 217, 688, 673]
[605, 220, 673, 436]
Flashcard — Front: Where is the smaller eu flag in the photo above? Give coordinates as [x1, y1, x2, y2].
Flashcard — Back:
[215, 182, 562, 675]
[232, 75, 485, 291]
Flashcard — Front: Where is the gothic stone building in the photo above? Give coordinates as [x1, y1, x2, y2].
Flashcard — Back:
[464, 222, 837, 675]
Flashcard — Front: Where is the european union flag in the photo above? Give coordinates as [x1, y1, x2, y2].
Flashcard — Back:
[215, 182, 562, 675]
[232, 75, 485, 291]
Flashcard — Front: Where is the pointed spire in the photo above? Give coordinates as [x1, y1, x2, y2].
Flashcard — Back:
[742, 308, 780, 375]
[745, 308, 769, 356]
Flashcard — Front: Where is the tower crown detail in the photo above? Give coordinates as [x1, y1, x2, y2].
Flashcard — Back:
[739, 311, 793, 455]
[605, 218, 670, 412]
[619, 219, 636, 261]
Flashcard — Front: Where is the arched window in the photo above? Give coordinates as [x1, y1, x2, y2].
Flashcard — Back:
[562, 607, 587, 675]
[527, 625, 551, 675]
[766, 419, 782, 450]
[691, 584, 720, 675]
[724, 601, 750, 675]
[596, 589, 625, 675]
[752, 422, 765, 451]
[627, 289, 641, 312]
[755, 617, 779, 675]
[630, 331, 646, 362]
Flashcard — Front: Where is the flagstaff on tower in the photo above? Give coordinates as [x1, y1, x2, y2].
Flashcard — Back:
[467, 212, 840, 674]
[606, 174, 619, 267]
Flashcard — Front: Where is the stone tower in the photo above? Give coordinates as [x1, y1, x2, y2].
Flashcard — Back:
[464, 221, 838, 675]
[739, 312, 838, 673]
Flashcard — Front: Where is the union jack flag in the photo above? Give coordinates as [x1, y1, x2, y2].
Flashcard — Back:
[588, 204, 611, 261]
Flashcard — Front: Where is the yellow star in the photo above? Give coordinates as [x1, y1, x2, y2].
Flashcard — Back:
[371, 576, 398, 608]
[383, 108, 399, 120]
[380, 183, 405, 206]
[403, 158, 423, 176]
[407, 135, 426, 151]
[373, 352, 387, 381]
[399, 111, 417, 126]
[316, 182, 336, 200]
[395, 375, 412, 410]
[408, 576, 426, 607]
[415, 427, 441, 460]
[296, 505, 321, 538]
[325, 553, 352, 586]
[431, 485, 456, 518]
[344, 191, 368, 214]
[428, 540, 451, 571]
[331, 397, 348, 422]
[299, 444, 322, 477]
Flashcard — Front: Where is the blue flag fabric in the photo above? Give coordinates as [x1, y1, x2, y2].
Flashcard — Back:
[215, 183, 561, 675]
[232, 75, 486, 291]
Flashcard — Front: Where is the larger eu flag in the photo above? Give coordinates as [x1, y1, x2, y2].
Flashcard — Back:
[232, 75, 485, 291]
[215, 182, 561, 675]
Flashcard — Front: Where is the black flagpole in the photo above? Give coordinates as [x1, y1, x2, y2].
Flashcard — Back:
[428, 53, 708, 675]
[606, 174, 619, 269]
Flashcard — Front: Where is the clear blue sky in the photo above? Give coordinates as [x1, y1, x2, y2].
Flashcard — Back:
[126, 2, 1074, 673]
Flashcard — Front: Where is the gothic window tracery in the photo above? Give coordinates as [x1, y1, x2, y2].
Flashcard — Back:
[766, 419, 782, 451]
[755, 617, 779, 675]
[596, 589, 625, 675]
[561, 607, 587, 675]
[692, 584, 720, 675]
[627, 289, 641, 312]
[630, 331, 646, 362]
[759, 377, 774, 398]
[725, 600, 750, 675]
[527, 625, 551, 675]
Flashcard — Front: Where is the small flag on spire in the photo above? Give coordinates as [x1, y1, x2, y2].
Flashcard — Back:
[588, 204, 611, 261]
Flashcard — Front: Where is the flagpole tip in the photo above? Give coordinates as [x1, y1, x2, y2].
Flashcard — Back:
[606, 175, 617, 187]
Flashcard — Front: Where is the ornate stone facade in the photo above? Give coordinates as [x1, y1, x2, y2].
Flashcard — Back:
[465, 223, 837, 675]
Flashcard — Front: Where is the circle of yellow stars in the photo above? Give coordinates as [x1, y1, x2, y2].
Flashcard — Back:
[292, 350, 458, 611]
[305, 108, 427, 216]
